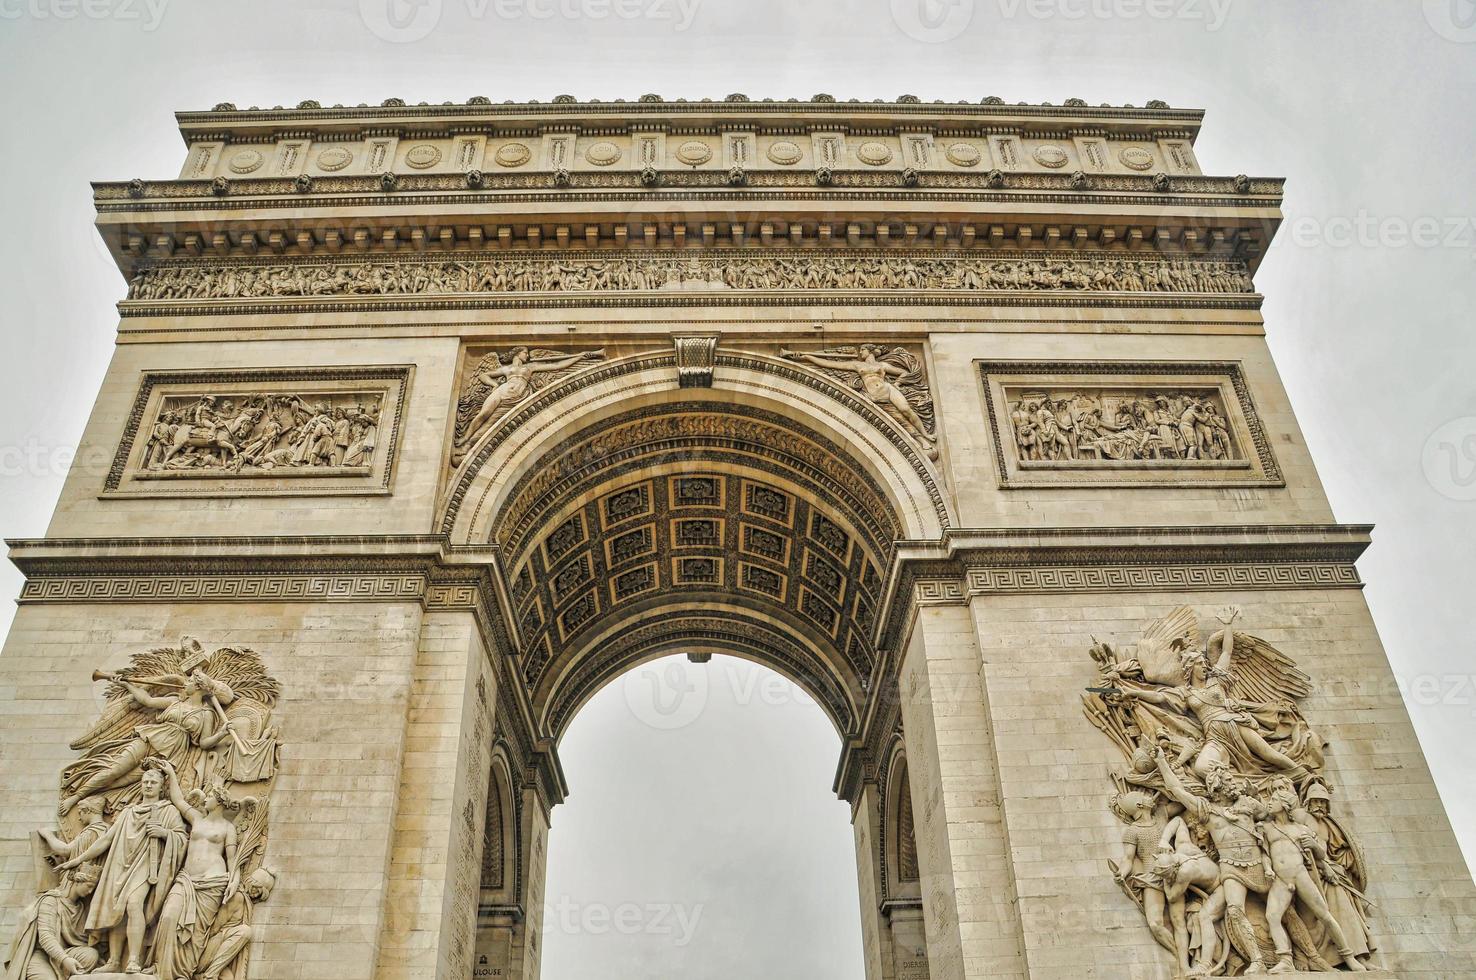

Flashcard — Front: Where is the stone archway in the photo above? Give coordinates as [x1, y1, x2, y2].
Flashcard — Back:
[448, 356, 944, 978]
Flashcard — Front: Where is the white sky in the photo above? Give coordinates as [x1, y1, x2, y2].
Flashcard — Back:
[0, 1, 1473, 976]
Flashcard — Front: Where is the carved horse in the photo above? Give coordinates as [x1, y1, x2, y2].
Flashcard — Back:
[161, 409, 257, 467]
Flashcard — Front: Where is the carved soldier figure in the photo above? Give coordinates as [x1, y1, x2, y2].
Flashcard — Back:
[3, 863, 102, 980]
[1259, 782, 1368, 973]
[1154, 751, 1273, 974]
[1298, 783, 1375, 968]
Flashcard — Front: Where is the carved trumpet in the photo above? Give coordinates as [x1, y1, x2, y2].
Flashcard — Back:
[91, 670, 186, 690]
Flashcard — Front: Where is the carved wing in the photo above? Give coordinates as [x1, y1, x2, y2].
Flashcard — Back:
[523, 348, 579, 394]
[203, 647, 281, 709]
[233, 797, 271, 877]
[872, 346, 936, 434]
[453, 352, 504, 439]
[1213, 630, 1312, 706]
[68, 646, 185, 752]
[1130, 605, 1201, 685]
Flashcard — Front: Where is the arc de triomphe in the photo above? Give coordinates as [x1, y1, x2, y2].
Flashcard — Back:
[1, 95, 1473, 980]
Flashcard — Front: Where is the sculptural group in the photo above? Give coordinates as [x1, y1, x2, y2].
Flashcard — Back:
[1084, 608, 1374, 976]
[6, 639, 280, 980]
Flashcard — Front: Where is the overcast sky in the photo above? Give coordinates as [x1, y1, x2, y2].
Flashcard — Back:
[0, 1, 1473, 976]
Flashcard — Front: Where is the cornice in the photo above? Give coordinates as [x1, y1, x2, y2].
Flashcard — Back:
[94, 172, 1282, 213]
[871, 523, 1372, 661]
[175, 97, 1205, 143]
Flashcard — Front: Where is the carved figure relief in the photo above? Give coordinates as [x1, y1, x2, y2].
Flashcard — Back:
[6, 638, 281, 979]
[124, 255, 1255, 302]
[1006, 387, 1240, 463]
[978, 362, 1282, 489]
[1083, 608, 1374, 976]
[782, 345, 938, 459]
[451, 347, 606, 465]
[137, 391, 384, 475]
[106, 368, 411, 498]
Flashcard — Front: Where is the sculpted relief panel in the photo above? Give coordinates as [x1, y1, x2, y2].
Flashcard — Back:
[450, 347, 607, 467]
[8, 639, 281, 980]
[978, 361, 1282, 488]
[105, 367, 411, 497]
[1083, 608, 1373, 975]
[781, 345, 938, 460]
[123, 254, 1254, 303]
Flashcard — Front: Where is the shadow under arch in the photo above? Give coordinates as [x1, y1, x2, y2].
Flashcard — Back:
[441, 348, 952, 752]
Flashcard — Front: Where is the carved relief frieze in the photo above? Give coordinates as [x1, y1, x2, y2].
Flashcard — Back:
[977, 361, 1282, 488]
[6, 638, 282, 979]
[1084, 607, 1374, 974]
[106, 367, 411, 497]
[123, 253, 1254, 304]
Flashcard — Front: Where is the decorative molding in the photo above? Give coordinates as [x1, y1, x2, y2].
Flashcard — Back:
[99, 172, 1278, 208]
[121, 253, 1253, 306]
[977, 360, 1283, 489]
[673, 336, 718, 388]
[104, 366, 411, 497]
[871, 525, 1371, 658]
[964, 562, 1360, 594]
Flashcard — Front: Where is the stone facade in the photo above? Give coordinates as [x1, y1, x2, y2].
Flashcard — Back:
[1, 95, 1473, 980]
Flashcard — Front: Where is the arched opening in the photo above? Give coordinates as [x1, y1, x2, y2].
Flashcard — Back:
[541, 653, 864, 978]
[453, 357, 948, 979]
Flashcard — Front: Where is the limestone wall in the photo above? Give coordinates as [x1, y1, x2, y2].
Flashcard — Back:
[0, 600, 424, 980]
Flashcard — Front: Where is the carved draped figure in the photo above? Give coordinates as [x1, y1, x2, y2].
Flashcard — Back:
[1154, 681, 1324, 777]
[84, 799, 188, 934]
[154, 871, 231, 980]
